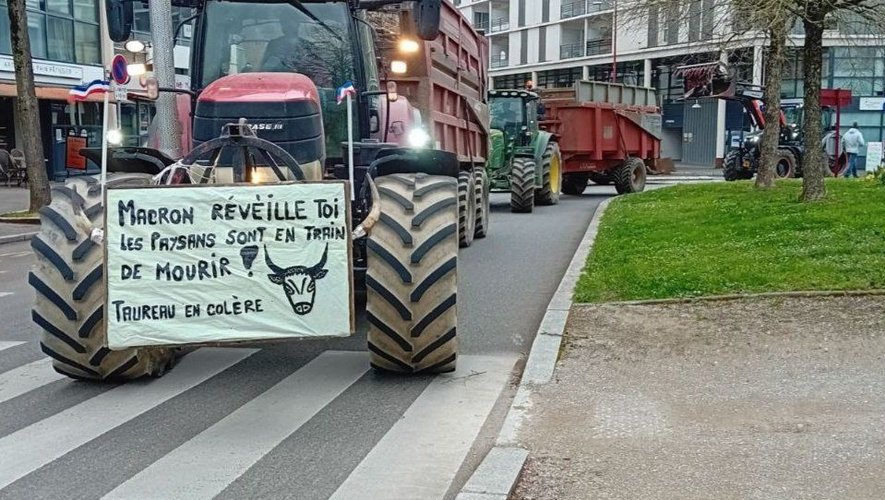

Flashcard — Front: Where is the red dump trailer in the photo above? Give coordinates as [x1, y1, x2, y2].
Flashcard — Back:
[539, 80, 661, 194]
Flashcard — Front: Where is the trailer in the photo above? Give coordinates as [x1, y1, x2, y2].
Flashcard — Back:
[539, 80, 661, 195]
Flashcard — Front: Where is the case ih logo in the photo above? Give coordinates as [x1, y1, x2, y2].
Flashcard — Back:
[251, 122, 284, 131]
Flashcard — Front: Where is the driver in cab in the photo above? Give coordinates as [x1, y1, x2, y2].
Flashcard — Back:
[261, 22, 303, 72]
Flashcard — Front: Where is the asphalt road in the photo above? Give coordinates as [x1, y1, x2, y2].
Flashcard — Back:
[0, 189, 608, 499]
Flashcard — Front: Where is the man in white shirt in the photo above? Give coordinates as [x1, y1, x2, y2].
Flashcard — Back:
[841, 122, 866, 178]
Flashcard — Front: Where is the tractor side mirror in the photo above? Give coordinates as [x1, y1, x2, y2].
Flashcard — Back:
[413, 0, 441, 40]
[106, 0, 134, 43]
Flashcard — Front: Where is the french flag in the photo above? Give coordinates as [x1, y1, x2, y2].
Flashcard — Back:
[68, 79, 110, 102]
[336, 81, 357, 104]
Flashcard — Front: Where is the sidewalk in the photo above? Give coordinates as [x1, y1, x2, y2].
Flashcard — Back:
[0, 186, 38, 242]
[512, 295, 885, 499]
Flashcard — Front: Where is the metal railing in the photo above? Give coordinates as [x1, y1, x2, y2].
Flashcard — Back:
[474, 19, 490, 31]
[491, 58, 509, 68]
[490, 16, 510, 32]
[561, 0, 613, 19]
[560, 42, 585, 59]
[585, 38, 612, 55]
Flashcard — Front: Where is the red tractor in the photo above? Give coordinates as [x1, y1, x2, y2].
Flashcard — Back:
[31, 0, 490, 380]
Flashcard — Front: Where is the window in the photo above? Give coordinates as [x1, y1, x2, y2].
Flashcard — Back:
[518, 0, 525, 27]
[536, 67, 582, 88]
[538, 27, 547, 63]
[0, 9, 10, 55]
[647, 5, 658, 48]
[520, 31, 528, 65]
[14, 0, 101, 64]
[492, 73, 532, 90]
[473, 11, 489, 31]
[688, 0, 700, 42]
[542, 0, 550, 23]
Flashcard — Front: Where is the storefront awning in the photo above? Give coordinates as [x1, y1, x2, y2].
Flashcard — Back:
[0, 83, 117, 103]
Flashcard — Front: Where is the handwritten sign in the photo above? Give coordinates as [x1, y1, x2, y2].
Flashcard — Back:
[105, 183, 353, 349]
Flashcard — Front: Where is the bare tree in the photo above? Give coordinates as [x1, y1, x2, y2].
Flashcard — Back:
[756, 11, 791, 188]
[7, 0, 51, 211]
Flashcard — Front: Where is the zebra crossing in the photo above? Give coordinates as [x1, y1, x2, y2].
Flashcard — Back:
[0, 342, 516, 499]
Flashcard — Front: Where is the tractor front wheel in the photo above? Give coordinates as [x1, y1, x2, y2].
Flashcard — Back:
[775, 149, 797, 178]
[30, 175, 175, 381]
[474, 169, 490, 239]
[367, 173, 458, 374]
[510, 157, 536, 213]
[458, 169, 476, 248]
[614, 157, 647, 194]
[535, 143, 562, 205]
[561, 173, 588, 195]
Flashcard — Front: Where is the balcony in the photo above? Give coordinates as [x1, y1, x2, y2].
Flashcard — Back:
[491, 58, 509, 68]
[560, 42, 585, 59]
[561, 0, 613, 19]
[490, 16, 510, 32]
[585, 38, 612, 55]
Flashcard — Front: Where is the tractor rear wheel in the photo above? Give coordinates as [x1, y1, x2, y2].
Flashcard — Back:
[723, 151, 744, 181]
[510, 157, 535, 213]
[535, 143, 562, 205]
[474, 169, 489, 239]
[367, 173, 458, 374]
[30, 175, 175, 381]
[458, 169, 476, 248]
[561, 173, 588, 195]
[588, 172, 613, 185]
[614, 157, 647, 194]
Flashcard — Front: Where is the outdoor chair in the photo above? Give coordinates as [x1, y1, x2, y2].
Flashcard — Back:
[8, 148, 27, 187]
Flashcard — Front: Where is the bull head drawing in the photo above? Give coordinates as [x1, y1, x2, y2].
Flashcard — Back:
[265, 243, 329, 315]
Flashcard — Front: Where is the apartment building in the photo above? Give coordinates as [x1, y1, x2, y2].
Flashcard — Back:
[0, 1, 192, 179]
[457, 0, 885, 167]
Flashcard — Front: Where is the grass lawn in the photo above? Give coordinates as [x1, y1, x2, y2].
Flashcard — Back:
[575, 179, 885, 302]
[0, 210, 38, 219]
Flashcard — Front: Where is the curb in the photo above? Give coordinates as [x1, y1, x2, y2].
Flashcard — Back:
[0, 232, 37, 246]
[594, 289, 885, 306]
[456, 197, 614, 500]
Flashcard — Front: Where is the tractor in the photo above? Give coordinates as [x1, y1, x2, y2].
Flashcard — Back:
[30, 0, 490, 381]
[678, 62, 836, 181]
[486, 89, 562, 213]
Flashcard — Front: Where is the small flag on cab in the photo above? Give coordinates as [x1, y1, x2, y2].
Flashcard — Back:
[336, 80, 357, 105]
[68, 79, 111, 102]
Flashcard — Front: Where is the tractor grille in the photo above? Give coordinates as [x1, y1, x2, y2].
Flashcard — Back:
[193, 100, 324, 165]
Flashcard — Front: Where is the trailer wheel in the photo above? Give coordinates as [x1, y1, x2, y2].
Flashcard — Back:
[775, 149, 797, 178]
[561, 173, 588, 195]
[535, 143, 562, 205]
[588, 172, 613, 185]
[510, 157, 535, 213]
[474, 169, 490, 239]
[367, 174, 458, 374]
[30, 175, 175, 381]
[614, 157, 647, 194]
[457, 169, 477, 248]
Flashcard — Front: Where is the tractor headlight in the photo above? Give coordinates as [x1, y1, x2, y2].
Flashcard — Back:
[408, 128, 430, 148]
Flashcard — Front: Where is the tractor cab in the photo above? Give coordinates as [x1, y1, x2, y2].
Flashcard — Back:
[489, 90, 541, 149]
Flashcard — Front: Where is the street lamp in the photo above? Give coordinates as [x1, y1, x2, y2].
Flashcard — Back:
[124, 40, 149, 53]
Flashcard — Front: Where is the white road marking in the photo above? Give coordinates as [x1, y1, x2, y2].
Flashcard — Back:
[0, 251, 31, 259]
[103, 351, 368, 500]
[0, 341, 26, 352]
[0, 292, 14, 299]
[330, 355, 517, 500]
[0, 358, 63, 404]
[0, 348, 256, 489]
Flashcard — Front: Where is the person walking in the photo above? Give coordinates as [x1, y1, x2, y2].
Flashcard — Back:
[841, 123, 865, 178]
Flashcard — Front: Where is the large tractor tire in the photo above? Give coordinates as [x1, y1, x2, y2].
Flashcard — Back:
[474, 169, 490, 239]
[614, 157, 647, 194]
[588, 172, 613, 185]
[457, 169, 476, 248]
[535, 143, 562, 206]
[31, 175, 175, 381]
[510, 157, 535, 213]
[367, 173, 458, 374]
[561, 173, 588, 195]
[775, 149, 797, 178]
[723, 151, 752, 181]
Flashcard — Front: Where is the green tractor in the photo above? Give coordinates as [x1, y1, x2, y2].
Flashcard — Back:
[487, 90, 562, 213]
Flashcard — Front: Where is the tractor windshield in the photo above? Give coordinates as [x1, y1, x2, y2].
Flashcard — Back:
[490, 96, 526, 137]
[197, 1, 354, 89]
